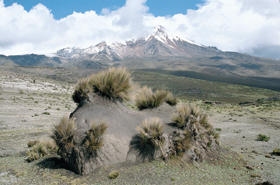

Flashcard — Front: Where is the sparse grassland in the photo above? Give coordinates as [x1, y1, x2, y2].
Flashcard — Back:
[0, 66, 279, 184]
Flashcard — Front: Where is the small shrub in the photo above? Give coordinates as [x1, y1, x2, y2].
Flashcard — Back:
[19, 90, 24, 94]
[108, 171, 119, 179]
[85, 121, 108, 154]
[136, 117, 165, 149]
[34, 113, 39, 116]
[51, 117, 76, 150]
[42, 112, 50, 115]
[272, 148, 280, 155]
[215, 128, 222, 131]
[34, 101, 38, 103]
[257, 134, 270, 142]
[207, 141, 212, 148]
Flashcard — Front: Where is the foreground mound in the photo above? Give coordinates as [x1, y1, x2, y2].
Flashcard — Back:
[52, 68, 221, 175]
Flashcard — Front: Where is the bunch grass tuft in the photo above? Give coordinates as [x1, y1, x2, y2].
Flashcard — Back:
[85, 121, 108, 153]
[51, 116, 76, 150]
[136, 117, 165, 149]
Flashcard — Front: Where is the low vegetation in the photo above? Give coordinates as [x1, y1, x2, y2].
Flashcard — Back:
[136, 117, 165, 150]
[72, 67, 136, 103]
[26, 140, 57, 162]
[108, 171, 119, 179]
[135, 86, 177, 110]
[51, 116, 76, 150]
[272, 148, 280, 155]
[85, 121, 108, 154]
[257, 134, 270, 142]
[172, 103, 201, 128]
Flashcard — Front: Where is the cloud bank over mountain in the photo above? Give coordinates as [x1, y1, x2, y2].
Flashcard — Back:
[1, 0, 280, 59]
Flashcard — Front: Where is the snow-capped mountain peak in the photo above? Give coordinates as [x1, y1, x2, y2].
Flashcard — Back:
[55, 25, 216, 62]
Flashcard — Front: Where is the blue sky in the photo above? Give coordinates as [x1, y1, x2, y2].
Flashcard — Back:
[3, 0, 204, 20]
[1, 0, 280, 60]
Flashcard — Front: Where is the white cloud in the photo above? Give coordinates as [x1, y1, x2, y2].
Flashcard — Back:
[0, 0, 152, 55]
[1, 0, 280, 59]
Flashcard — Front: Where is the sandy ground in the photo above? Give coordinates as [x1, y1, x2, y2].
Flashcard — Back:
[0, 70, 279, 184]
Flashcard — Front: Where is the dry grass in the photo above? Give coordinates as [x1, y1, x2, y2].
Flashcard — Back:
[172, 103, 203, 128]
[135, 87, 168, 110]
[85, 121, 108, 154]
[26, 140, 58, 162]
[172, 103, 191, 128]
[165, 91, 177, 106]
[136, 117, 165, 149]
[199, 114, 212, 129]
[72, 67, 135, 103]
[92, 67, 135, 101]
[72, 78, 92, 103]
[27, 140, 39, 147]
[51, 116, 76, 150]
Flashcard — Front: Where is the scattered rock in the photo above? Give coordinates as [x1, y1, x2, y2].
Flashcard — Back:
[245, 165, 254, 170]
[265, 155, 271, 158]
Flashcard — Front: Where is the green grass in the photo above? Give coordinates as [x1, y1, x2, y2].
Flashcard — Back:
[257, 134, 270, 142]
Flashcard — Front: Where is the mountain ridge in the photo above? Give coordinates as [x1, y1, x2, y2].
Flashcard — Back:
[0, 25, 279, 78]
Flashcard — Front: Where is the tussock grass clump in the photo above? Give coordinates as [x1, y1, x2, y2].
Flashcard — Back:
[257, 134, 270, 142]
[72, 67, 135, 103]
[200, 114, 212, 130]
[85, 121, 108, 154]
[172, 103, 201, 128]
[273, 148, 280, 155]
[72, 78, 92, 103]
[51, 116, 76, 150]
[136, 117, 165, 149]
[165, 91, 177, 106]
[26, 140, 58, 162]
[135, 87, 169, 110]
[92, 67, 135, 101]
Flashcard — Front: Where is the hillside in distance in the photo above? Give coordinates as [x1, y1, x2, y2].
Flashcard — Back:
[1, 25, 280, 78]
